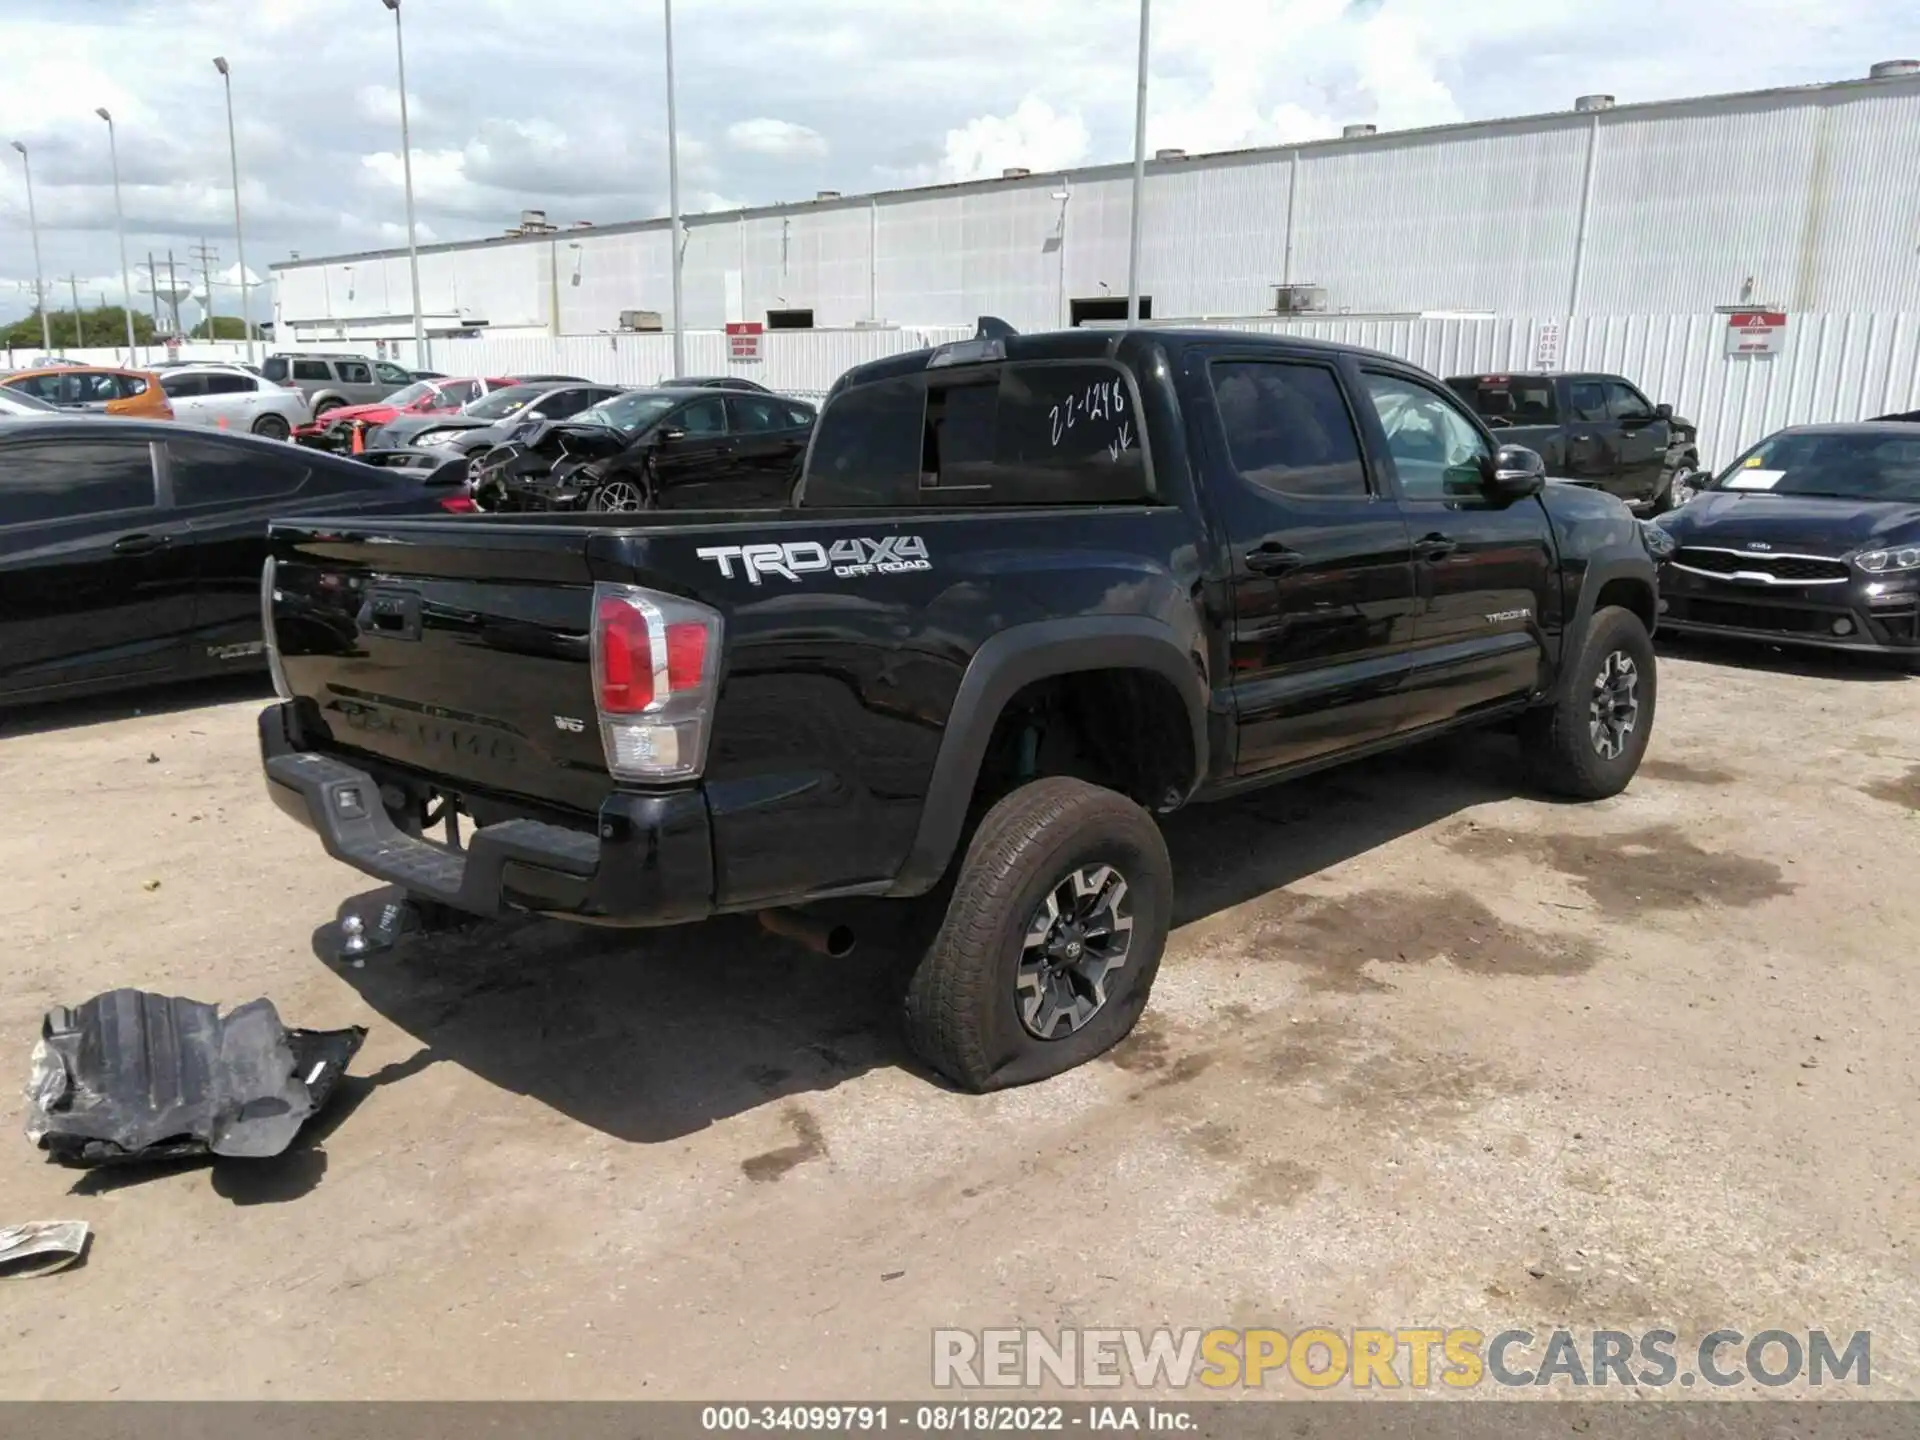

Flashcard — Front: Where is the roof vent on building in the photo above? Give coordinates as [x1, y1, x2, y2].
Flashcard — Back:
[1155, 147, 1187, 160]
[1575, 94, 1616, 112]
[1341, 124, 1377, 138]
[815, 189, 842, 200]
[1869, 59, 1920, 79]
[1001, 167, 1031, 179]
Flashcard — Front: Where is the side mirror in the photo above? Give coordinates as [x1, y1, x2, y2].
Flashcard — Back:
[1655, 402, 1674, 420]
[1485, 444, 1546, 500]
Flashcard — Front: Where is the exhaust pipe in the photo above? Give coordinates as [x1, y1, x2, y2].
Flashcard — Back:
[758, 908, 857, 958]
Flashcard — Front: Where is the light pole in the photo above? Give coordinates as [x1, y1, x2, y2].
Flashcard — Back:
[9, 142, 51, 354]
[94, 108, 139, 361]
[663, 0, 686, 376]
[212, 57, 255, 363]
[1125, 0, 1150, 323]
[381, 0, 427, 370]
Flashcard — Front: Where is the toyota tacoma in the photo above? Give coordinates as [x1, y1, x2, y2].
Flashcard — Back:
[258, 324, 1662, 1091]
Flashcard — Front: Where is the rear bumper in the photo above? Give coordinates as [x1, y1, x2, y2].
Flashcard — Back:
[259, 703, 713, 925]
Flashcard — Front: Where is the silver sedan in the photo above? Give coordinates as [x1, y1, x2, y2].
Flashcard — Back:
[156, 364, 313, 441]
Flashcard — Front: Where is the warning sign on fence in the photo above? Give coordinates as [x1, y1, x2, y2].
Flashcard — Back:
[1725, 311, 1787, 356]
[726, 321, 764, 362]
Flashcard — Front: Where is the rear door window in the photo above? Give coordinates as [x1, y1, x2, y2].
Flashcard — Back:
[1210, 360, 1370, 499]
[0, 439, 157, 525]
[167, 437, 311, 506]
[203, 372, 257, 395]
[160, 373, 209, 399]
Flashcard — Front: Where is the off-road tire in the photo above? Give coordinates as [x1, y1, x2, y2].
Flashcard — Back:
[902, 776, 1171, 1092]
[251, 413, 291, 441]
[1520, 604, 1657, 799]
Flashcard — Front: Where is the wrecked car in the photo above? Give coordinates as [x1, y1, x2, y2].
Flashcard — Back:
[470, 387, 815, 512]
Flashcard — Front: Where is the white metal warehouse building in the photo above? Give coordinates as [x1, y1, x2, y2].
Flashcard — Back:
[272, 64, 1920, 343]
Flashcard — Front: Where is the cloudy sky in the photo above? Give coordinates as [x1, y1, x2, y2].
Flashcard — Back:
[0, 0, 1912, 325]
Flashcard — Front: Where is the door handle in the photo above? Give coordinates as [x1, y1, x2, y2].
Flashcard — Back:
[1413, 533, 1458, 562]
[112, 533, 167, 556]
[1244, 542, 1305, 576]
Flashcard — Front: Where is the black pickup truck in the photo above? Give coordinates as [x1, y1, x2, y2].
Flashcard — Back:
[1446, 371, 1699, 514]
[258, 326, 1662, 1091]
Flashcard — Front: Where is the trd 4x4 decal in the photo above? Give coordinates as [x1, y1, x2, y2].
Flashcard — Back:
[695, 536, 931, 584]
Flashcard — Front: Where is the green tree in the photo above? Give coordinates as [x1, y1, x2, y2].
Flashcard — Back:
[2, 307, 159, 350]
[189, 315, 262, 340]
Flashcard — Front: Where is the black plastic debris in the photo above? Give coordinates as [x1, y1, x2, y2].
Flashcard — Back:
[25, 989, 366, 1167]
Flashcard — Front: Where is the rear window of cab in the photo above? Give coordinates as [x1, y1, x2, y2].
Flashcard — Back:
[801, 361, 1150, 507]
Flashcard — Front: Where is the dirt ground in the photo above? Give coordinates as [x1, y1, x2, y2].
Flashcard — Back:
[1, 641, 1916, 1401]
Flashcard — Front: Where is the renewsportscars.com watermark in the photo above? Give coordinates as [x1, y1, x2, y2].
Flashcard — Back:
[933, 1327, 1872, 1391]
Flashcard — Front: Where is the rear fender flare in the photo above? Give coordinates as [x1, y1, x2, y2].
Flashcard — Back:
[887, 616, 1209, 897]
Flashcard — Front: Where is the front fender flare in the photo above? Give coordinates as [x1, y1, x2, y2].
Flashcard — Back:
[887, 615, 1209, 897]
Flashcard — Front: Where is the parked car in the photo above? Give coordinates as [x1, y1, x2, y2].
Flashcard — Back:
[261, 352, 416, 416]
[156, 364, 312, 440]
[0, 417, 477, 707]
[1445, 371, 1698, 513]
[472, 387, 816, 511]
[293, 376, 516, 453]
[367, 382, 625, 481]
[659, 375, 773, 393]
[2, 366, 173, 420]
[1650, 423, 1920, 669]
[257, 323, 1659, 1091]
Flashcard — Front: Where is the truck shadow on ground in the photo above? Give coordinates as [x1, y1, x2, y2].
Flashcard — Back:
[316, 729, 1526, 1146]
[0, 673, 275, 739]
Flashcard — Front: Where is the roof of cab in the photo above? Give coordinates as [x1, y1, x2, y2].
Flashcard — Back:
[828, 325, 1415, 395]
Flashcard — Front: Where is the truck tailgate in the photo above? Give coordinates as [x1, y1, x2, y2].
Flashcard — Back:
[269, 518, 611, 815]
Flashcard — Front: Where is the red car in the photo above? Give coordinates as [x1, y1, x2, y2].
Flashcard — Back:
[294, 376, 515, 452]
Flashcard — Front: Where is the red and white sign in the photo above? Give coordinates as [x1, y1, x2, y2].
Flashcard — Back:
[1725, 311, 1788, 356]
[726, 321, 764, 362]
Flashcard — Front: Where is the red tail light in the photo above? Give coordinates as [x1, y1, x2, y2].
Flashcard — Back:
[590, 584, 723, 781]
[438, 495, 478, 513]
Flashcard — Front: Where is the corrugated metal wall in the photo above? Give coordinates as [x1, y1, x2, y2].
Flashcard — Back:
[271, 74, 1920, 338]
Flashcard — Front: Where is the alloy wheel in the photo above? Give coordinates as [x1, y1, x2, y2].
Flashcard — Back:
[1016, 864, 1134, 1039]
[1589, 650, 1640, 760]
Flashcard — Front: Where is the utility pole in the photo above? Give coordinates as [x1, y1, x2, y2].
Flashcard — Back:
[166, 251, 184, 337]
[1125, 0, 1151, 323]
[144, 252, 163, 333]
[190, 238, 220, 339]
[57, 275, 84, 348]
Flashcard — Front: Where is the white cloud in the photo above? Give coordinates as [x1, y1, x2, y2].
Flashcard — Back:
[354, 84, 429, 127]
[934, 96, 1089, 182]
[0, 0, 1912, 326]
[725, 118, 829, 159]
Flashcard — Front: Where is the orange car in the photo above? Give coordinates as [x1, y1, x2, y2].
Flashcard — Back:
[1, 366, 174, 420]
